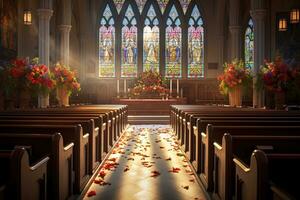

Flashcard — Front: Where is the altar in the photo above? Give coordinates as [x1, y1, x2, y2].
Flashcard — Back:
[112, 98, 187, 115]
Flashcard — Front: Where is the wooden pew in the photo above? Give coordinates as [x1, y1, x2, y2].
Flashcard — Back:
[200, 125, 300, 191]
[1, 106, 127, 151]
[0, 118, 99, 174]
[0, 133, 74, 200]
[184, 111, 300, 153]
[191, 119, 300, 171]
[0, 124, 88, 193]
[234, 150, 300, 200]
[213, 134, 300, 200]
[0, 147, 49, 200]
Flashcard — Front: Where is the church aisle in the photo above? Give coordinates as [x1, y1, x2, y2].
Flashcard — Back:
[83, 125, 208, 200]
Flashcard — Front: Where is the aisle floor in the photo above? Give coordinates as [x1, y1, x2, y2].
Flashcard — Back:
[83, 125, 208, 200]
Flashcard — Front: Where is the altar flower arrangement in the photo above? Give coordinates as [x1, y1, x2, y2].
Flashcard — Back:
[217, 59, 252, 95]
[130, 70, 168, 98]
[52, 63, 81, 94]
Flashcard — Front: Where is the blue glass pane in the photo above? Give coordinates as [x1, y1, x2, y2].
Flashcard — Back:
[169, 5, 179, 20]
[109, 18, 114, 25]
[145, 18, 150, 26]
[125, 5, 135, 20]
[189, 19, 194, 26]
[147, 5, 156, 21]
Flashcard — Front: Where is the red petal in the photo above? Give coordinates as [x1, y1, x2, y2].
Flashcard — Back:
[99, 171, 106, 178]
[87, 190, 96, 197]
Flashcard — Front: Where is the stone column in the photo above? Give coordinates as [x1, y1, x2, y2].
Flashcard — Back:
[229, 26, 242, 59]
[59, 25, 72, 66]
[229, 0, 242, 60]
[251, 8, 267, 107]
[37, 8, 53, 66]
[59, 0, 72, 66]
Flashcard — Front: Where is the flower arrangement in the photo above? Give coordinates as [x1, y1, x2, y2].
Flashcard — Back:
[52, 63, 81, 95]
[0, 58, 33, 98]
[217, 59, 252, 95]
[26, 64, 55, 95]
[130, 70, 168, 97]
[260, 56, 299, 93]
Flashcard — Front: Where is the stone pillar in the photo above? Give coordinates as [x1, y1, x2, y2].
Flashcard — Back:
[37, 9, 53, 66]
[59, 25, 72, 66]
[59, 0, 72, 66]
[251, 8, 267, 108]
[229, 0, 242, 60]
[229, 26, 242, 60]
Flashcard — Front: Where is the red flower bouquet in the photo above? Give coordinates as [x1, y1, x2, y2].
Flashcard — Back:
[217, 60, 252, 95]
[261, 56, 298, 93]
[26, 64, 55, 95]
[52, 63, 81, 95]
[130, 70, 168, 98]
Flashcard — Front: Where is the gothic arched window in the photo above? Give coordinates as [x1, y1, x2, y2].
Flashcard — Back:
[245, 18, 254, 69]
[188, 5, 204, 78]
[102, 0, 207, 79]
[121, 4, 138, 77]
[99, 5, 115, 77]
[143, 5, 160, 72]
[165, 5, 182, 78]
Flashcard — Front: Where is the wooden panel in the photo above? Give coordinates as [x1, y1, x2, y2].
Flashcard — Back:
[78, 78, 254, 105]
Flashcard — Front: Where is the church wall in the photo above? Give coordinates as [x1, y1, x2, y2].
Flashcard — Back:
[13, 0, 300, 104]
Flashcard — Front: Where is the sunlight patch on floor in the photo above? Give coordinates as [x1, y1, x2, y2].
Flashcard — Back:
[84, 125, 207, 200]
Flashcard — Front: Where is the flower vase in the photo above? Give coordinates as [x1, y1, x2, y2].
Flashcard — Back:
[57, 87, 70, 107]
[274, 92, 285, 110]
[229, 85, 242, 107]
[38, 93, 49, 108]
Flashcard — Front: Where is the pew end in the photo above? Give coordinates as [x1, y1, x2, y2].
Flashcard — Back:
[233, 150, 268, 200]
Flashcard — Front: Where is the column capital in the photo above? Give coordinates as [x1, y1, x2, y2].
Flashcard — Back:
[250, 9, 267, 20]
[58, 25, 72, 32]
[37, 9, 53, 20]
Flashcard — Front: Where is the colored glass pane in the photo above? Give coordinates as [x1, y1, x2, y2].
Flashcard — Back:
[188, 6, 204, 78]
[114, 0, 125, 13]
[136, 0, 147, 13]
[99, 5, 115, 77]
[121, 5, 138, 77]
[165, 5, 181, 78]
[245, 18, 254, 69]
[157, 0, 169, 14]
[180, 0, 191, 14]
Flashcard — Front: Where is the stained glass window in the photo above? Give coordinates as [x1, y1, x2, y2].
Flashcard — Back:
[245, 18, 254, 69]
[188, 5, 204, 78]
[165, 5, 181, 78]
[143, 5, 160, 73]
[99, 5, 115, 77]
[121, 5, 138, 77]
